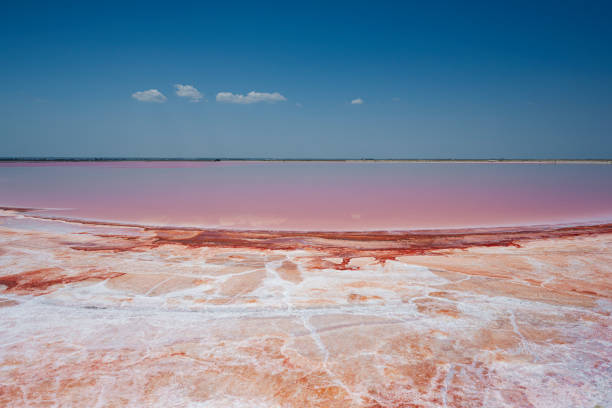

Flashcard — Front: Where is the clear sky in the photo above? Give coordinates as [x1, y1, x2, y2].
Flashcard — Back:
[1, 0, 611, 159]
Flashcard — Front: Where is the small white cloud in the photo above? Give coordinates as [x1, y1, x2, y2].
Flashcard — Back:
[351, 98, 364, 105]
[175, 84, 203, 102]
[392, 97, 400, 102]
[216, 91, 287, 104]
[296, 102, 303, 108]
[132, 89, 166, 103]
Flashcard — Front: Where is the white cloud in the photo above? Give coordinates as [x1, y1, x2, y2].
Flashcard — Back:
[131, 89, 166, 103]
[351, 98, 364, 105]
[216, 91, 287, 104]
[175, 84, 203, 102]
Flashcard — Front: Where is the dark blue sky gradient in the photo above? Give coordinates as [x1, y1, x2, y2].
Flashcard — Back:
[1, 1, 611, 158]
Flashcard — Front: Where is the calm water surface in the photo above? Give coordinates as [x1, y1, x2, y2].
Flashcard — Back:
[1, 162, 611, 230]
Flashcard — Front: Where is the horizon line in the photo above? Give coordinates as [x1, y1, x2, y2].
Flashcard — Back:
[0, 157, 611, 164]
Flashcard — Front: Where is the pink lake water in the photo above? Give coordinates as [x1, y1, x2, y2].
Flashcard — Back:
[1, 161, 611, 231]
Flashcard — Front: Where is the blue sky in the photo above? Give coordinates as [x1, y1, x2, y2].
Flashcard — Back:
[1, 0, 611, 158]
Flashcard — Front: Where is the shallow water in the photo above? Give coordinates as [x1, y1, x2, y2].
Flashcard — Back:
[1, 161, 611, 230]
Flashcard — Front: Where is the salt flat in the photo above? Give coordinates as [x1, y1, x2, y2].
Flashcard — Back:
[1, 210, 610, 407]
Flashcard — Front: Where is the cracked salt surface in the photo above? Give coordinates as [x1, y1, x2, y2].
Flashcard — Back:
[0, 213, 611, 407]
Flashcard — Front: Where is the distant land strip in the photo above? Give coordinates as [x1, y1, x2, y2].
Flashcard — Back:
[0, 157, 611, 164]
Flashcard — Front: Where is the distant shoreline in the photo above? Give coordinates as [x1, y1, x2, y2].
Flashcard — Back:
[1, 158, 611, 164]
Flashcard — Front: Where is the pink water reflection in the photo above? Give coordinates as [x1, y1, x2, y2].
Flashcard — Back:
[1, 162, 611, 230]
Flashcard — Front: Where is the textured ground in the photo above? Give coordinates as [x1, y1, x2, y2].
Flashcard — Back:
[0, 208, 611, 407]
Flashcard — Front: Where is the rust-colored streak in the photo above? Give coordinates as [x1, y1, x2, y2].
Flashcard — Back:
[155, 223, 612, 254]
[347, 293, 383, 303]
[125, 223, 612, 270]
[49, 222, 612, 282]
[0, 206, 37, 213]
[0, 268, 124, 295]
[0, 298, 19, 307]
[6, 208, 612, 259]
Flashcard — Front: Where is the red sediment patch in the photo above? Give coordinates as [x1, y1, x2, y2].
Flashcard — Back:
[302, 256, 354, 271]
[148, 223, 612, 262]
[0, 268, 124, 295]
[347, 293, 383, 303]
[414, 298, 460, 318]
[277, 260, 302, 283]
[501, 389, 536, 407]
